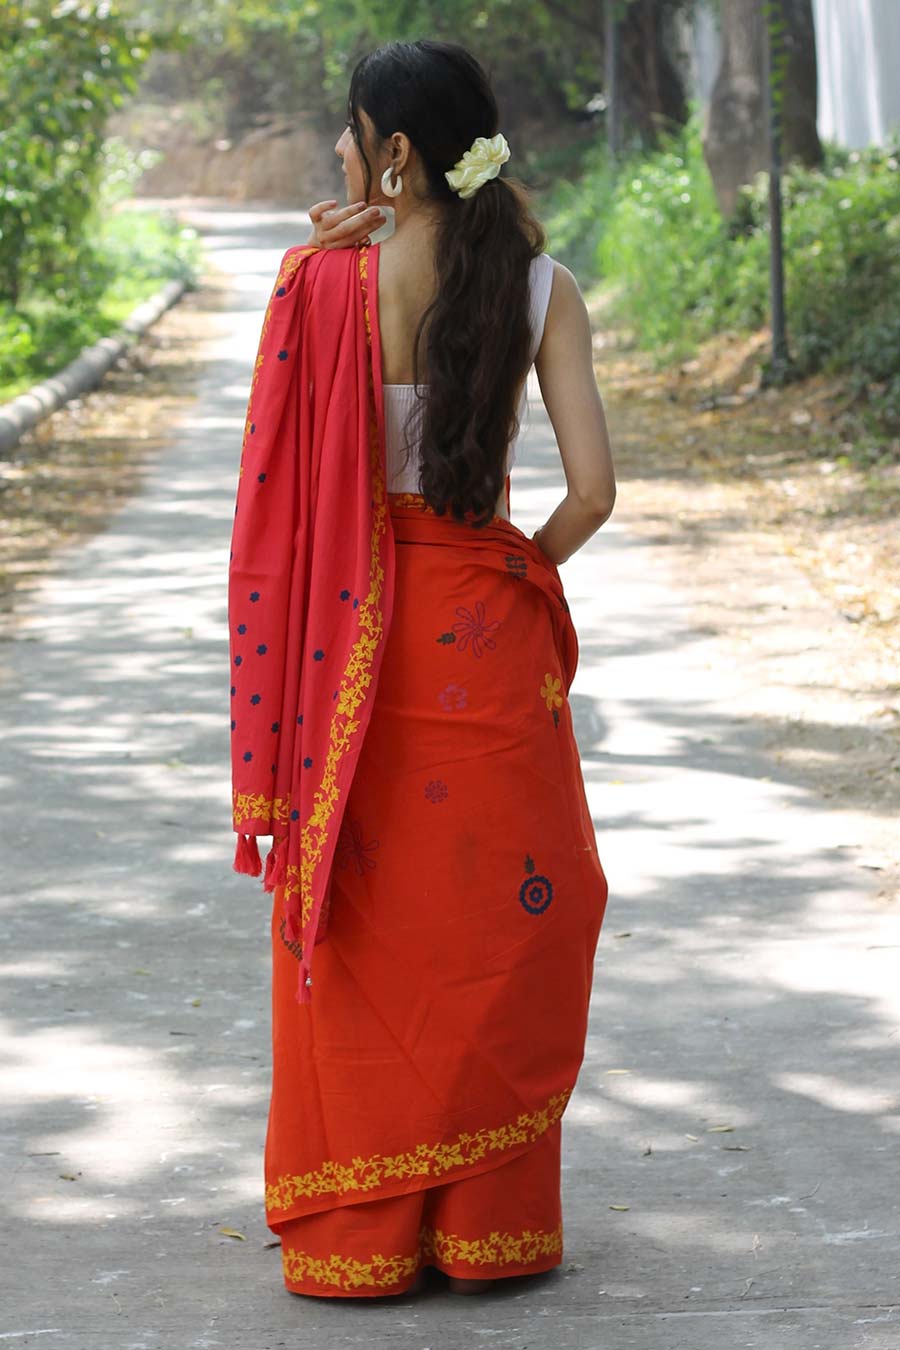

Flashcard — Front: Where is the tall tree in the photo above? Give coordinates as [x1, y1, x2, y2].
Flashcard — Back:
[616, 0, 689, 145]
[703, 0, 821, 218]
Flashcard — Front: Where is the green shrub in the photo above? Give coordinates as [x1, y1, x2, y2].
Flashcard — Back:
[0, 4, 149, 310]
[597, 115, 737, 356]
[575, 111, 899, 427]
[538, 137, 620, 286]
[0, 6, 198, 400]
[0, 186, 201, 402]
[732, 145, 900, 381]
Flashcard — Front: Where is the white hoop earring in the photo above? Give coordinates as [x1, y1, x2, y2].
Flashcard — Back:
[381, 165, 403, 197]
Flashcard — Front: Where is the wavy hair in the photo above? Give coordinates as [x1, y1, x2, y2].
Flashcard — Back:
[347, 40, 546, 527]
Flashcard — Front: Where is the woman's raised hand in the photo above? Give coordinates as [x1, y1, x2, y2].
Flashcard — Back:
[308, 199, 386, 249]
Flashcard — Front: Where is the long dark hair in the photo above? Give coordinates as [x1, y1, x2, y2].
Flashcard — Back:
[347, 40, 546, 527]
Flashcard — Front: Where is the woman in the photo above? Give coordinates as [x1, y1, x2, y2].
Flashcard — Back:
[228, 39, 615, 1301]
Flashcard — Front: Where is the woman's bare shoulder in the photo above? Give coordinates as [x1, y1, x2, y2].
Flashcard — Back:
[533, 256, 592, 366]
[545, 256, 583, 309]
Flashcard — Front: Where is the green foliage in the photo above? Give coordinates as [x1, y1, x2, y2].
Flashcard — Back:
[734, 146, 900, 385]
[0, 1, 151, 309]
[536, 138, 619, 287]
[0, 4, 200, 402]
[577, 112, 900, 425]
[118, 0, 592, 128]
[596, 114, 734, 357]
[0, 192, 201, 403]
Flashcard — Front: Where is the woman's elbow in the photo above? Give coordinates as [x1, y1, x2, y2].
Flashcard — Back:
[573, 482, 616, 523]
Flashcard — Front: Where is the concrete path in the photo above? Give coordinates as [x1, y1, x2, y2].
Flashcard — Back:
[1, 203, 898, 1350]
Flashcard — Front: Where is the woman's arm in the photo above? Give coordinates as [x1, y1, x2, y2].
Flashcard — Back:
[301, 212, 613, 567]
[531, 261, 616, 566]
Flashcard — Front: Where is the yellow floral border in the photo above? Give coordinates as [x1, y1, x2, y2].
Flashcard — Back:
[281, 1220, 563, 1292]
[266, 1085, 572, 1214]
[387, 490, 432, 510]
[233, 246, 388, 864]
[233, 787, 290, 830]
[281, 244, 389, 928]
[387, 489, 506, 526]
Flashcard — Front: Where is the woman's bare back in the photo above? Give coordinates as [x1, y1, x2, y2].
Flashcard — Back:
[374, 229, 527, 412]
[374, 232, 439, 384]
[372, 227, 615, 555]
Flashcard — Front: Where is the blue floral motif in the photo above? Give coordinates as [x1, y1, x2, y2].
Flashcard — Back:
[249, 424, 256, 435]
[243, 750, 253, 762]
[340, 588, 351, 601]
[297, 714, 304, 725]
[313, 649, 325, 661]
[271, 721, 280, 733]
[237, 623, 247, 634]
[251, 693, 261, 705]
[277, 349, 288, 360]
[231, 720, 236, 730]
[352, 598, 359, 609]
[518, 853, 554, 916]
[257, 643, 267, 655]
[250, 591, 260, 602]
[303, 756, 313, 769]
[276, 286, 286, 296]
[291, 809, 300, 821]
[230, 686, 236, 697]
[234, 655, 243, 666]
[258, 472, 267, 483]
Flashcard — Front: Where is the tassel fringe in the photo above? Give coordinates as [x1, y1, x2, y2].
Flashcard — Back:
[263, 843, 276, 889]
[263, 835, 288, 892]
[272, 841, 287, 888]
[234, 833, 312, 1003]
[233, 833, 262, 875]
[296, 962, 312, 1004]
[283, 902, 301, 945]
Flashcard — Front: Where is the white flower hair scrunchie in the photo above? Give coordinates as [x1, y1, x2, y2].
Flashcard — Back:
[445, 133, 511, 199]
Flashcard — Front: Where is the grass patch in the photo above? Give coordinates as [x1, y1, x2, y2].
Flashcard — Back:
[0, 197, 201, 405]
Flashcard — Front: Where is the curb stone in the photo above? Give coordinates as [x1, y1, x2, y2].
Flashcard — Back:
[0, 275, 190, 455]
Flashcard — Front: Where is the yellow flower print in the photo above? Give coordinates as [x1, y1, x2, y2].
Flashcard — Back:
[540, 673, 563, 711]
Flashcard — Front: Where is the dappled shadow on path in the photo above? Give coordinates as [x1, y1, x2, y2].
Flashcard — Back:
[1, 204, 897, 1343]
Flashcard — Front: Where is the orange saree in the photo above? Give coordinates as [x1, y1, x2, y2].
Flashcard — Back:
[237, 241, 609, 1297]
[267, 492, 609, 1295]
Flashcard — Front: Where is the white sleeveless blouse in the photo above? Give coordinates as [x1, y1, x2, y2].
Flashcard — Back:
[382, 252, 555, 520]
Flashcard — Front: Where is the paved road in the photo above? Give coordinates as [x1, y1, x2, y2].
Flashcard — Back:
[1, 203, 898, 1350]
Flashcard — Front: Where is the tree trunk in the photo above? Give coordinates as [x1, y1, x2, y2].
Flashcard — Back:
[780, 0, 821, 168]
[703, 0, 822, 218]
[616, 0, 689, 147]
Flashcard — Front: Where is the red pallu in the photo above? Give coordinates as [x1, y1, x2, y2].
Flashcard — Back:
[228, 242, 395, 1004]
[230, 239, 609, 1297]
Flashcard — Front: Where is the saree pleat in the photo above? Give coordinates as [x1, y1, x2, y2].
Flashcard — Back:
[265, 491, 608, 1297]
